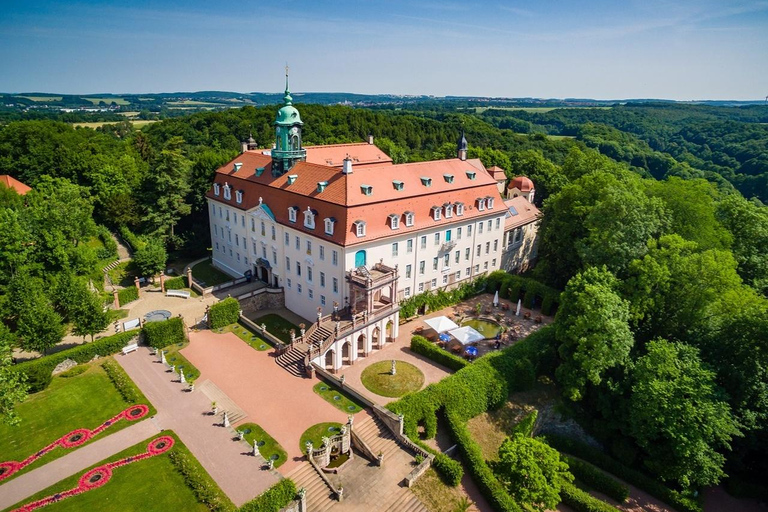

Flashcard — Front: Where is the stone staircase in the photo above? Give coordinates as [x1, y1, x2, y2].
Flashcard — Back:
[285, 461, 336, 512]
[275, 342, 308, 378]
[196, 379, 247, 424]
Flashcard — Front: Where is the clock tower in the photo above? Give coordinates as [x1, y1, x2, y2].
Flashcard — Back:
[272, 67, 306, 176]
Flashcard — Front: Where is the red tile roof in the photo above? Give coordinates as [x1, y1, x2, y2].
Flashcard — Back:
[0, 175, 31, 195]
[504, 197, 540, 229]
[488, 166, 507, 180]
[304, 143, 392, 167]
[509, 176, 534, 192]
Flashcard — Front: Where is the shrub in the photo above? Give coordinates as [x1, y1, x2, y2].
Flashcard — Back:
[398, 278, 486, 319]
[563, 455, 629, 503]
[144, 317, 186, 349]
[168, 446, 236, 512]
[512, 411, 538, 437]
[559, 481, 619, 512]
[433, 452, 464, 486]
[209, 297, 240, 329]
[239, 478, 297, 512]
[12, 331, 139, 393]
[117, 286, 139, 306]
[102, 358, 140, 403]
[165, 276, 186, 290]
[118, 226, 146, 252]
[544, 434, 701, 512]
[485, 271, 560, 314]
[59, 365, 88, 378]
[410, 335, 468, 371]
[96, 225, 118, 260]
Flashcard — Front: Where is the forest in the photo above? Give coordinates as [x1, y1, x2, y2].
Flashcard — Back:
[0, 100, 767, 501]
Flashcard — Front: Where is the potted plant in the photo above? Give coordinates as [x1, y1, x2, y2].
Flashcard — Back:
[211, 401, 218, 415]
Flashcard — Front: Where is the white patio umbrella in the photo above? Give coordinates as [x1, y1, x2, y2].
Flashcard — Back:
[493, 290, 499, 307]
[424, 315, 459, 333]
[448, 326, 485, 345]
[516, 299, 522, 316]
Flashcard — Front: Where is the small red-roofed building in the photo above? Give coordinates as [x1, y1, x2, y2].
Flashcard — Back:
[0, 175, 32, 195]
[501, 189, 541, 273]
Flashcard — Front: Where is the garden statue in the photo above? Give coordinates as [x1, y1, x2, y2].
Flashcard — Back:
[189, 383, 195, 392]
[169, 364, 175, 374]
[160, 350, 167, 365]
[212, 402, 218, 415]
[253, 441, 260, 457]
[238, 430, 244, 440]
[305, 441, 313, 456]
[300, 323, 306, 337]
[290, 329, 296, 343]
[340, 374, 345, 385]
[223, 411, 230, 428]
[391, 360, 397, 376]
[267, 458, 274, 470]
[179, 369, 186, 384]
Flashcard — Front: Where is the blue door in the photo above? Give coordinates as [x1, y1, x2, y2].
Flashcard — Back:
[355, 250, 367, 267]
[445, 230, 452, 242]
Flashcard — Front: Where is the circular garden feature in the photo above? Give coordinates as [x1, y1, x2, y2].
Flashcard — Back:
[360, 360, 424, 398]
[299, 422, 343, 453]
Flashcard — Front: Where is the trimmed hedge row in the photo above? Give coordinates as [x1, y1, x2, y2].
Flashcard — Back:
[563, 455, 629, 503]
[399, 277, 487, 319]
[118, 225, 146, 252]
[512, 411, 537, 437]
[544, 434, 701, 512]
[102, 359, 141, 403]
[144, 317, 186, 349]
[167, 445, 236, 512]
[209, 297, 240, 329]
[559, 481, 620, 512]
[239, 478, 297, 512]
[165, 276, 186, 290]
[117, 286, 139, 306]
[96, 225, 118, 260]
[410, 335, 468, 371]
[13, 331, 139, 393]
[485, 271, 561, 315]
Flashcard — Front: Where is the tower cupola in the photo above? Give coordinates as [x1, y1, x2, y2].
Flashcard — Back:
[271, 66, 306, 176]
[457, 130, 468, 161]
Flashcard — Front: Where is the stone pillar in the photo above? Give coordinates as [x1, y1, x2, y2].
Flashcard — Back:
[298, 488, 307, 512]
[134, 277, 141, 297]
[160, 271, 166, 293]
[398, 413, 404, 436]
[113, 290, 119, 309]
[186, 267, 193, 288]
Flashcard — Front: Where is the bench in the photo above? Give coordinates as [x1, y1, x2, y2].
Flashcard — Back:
[122, 343, 139, 355]
[166, 289, 191, 299]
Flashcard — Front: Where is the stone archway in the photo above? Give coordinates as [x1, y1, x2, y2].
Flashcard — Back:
[385, 321, 393, 344]
[342, 341, 351, 365]
[372, 327, 380, 350]
[357, 333, 366, 357]
[325, 350, 335, 372]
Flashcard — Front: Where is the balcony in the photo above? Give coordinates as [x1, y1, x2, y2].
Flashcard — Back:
[439, 240, 456, 253]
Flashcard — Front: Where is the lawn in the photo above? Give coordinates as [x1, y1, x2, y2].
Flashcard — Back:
[313, 381, 365, 414]
[412, 468, 474, 512]
[360, 360, 425, 398]
[107, 260, 139, 288]
[106, 309, 129, 322]
[299, 423, 344, 453]
[214, 322, 271, 350]
[3, 431, 227, 512]
[252, 314, 300, 344]
[191, 259, 233, 286]
[236, 423, 288, 468]
[0, 361, 156, 481]
[164, 343, 200, 382]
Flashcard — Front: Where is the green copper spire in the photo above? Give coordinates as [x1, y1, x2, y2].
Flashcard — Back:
[283, 64, 293, 105]
[272, 66, 306, 175]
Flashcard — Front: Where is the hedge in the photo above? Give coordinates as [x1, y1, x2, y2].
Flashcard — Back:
[399, 277, 487, 319]
[559, 481, 620, 512]
[563, 455, 629, 503]
[512, 411, 538, 437]
[144, 317, 186, 349]
[96, 225, 118, 260]
[484, 271, 561, 316]
[239, 478, 297, 512]
[13, 331, 140, 393]
[410, 335, 468, 371]
[544, 434, 701, 512]
[117, 286, 139, 306]
[102, 358, 141, 403]
[165, 275, 186, 290]
[58, 365, 87, 378]
[209, 297, 240, 329]
[167, 445, 236, 512]
[118, 225, 146, 252]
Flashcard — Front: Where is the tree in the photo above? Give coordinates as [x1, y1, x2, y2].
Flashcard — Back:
[508, 149, 567, 206]
[142, 136, 191, 237]
[132, 238, 167, 277]
[16, 298, 65, 354]
[492, 433, 572, 511]
[555, 267, 634, 401]
[70, 287, 109, 342]
[628, 339, 740, 488]
[716, 195, 768, 295]
[0, 324, 27, 425]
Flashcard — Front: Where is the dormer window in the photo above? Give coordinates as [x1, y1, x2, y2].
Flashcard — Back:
[287, 174, 298, 185]
[404, 211, 415, 227]
[324, 217, 336, 235]
[361, 184, 373, 196]
[255, 166, 265, 177]
[392, 180, 404, 191]
[303, 207, 317, 229]
[431, 206, 442, 221]
[235, 190, 243, 204]
[288, 206, 298, 223]
[233, 163, 242, 172]
[444, 203, 453, 218]
[456, 202, 465, 216]
[444, 174, 454, 183]
[317, 181, 328, 193]
[477, 198, 486, 211]
[213, 183, 220, 196]
[466, 171, 477, 180]
[389, 214, 400, 230]
[421, 177, 432, 187]
[487, 196, 495, 209]
[354, 220, 366, 237]
[223, 183, 231, 200]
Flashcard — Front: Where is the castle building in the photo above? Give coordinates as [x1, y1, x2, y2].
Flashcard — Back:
[206, 75, 537, 373]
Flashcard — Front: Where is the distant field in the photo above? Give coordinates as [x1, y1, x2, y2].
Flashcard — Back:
[72, 119, 157, 129]
[15, 95, 63, 102]
[166, 100, 223, 106]
[474, 106, 613, 113]
[118, 111, 141, 117]
[83, 97, 130, 105]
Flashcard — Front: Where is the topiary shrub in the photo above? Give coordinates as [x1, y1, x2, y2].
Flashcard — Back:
[143, 317, 186, 349]
[102, 358, 141, 403]
[117, 286, 139, 306]
[239, 478, 297, 512]
[209, 297, 240, 329]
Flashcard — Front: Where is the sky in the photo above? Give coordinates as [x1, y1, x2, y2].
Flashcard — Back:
[1, 0, 767, 100]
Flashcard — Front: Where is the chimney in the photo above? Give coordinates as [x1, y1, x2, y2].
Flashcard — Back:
[241, 140, 248, 153]
[368, 134, 374, 145]
[342, 156, 353, 174]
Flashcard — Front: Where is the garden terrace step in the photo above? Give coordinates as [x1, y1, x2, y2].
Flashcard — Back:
[275, 345, 307, 378]
[354, 415, 406, 462]
[307, 326, 332, 346]
[196, 379, 247, 424]
[384, 487, 429, 512]
[286, 461, 336, 512]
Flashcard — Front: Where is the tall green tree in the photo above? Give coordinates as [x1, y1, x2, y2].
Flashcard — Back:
[132, 238, 167, 277]
[16, 299, 65, 354]
[508, 149, 567, 206]
[70, 287, 109, 342]
[142, 136, 192, 237]
[0, 324, 27, 425]
[716, 195, 768, 295]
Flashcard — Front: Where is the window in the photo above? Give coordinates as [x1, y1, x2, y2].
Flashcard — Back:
[333, 277, 339, 293]
[474, 264, 479, 273]
[514, 227, 523, 244]
[307, 268, 313, 282]
[456, 202, 465, 216]
[406, 264, 412, 278]
[236, 252, 240, 261]
[308, 289, 313, 299]
[442, 274, 448, 285]
[404, 287, 411, 297]
[431, 206, 441, 221]
[419, 260, 425, 275]
[407, 239, 413, 253]
[392, 242, 399, 257]
[421, 177, 432, 187]
[493, 240, 498, 251]
[443, 174, 454, 183]
[288, 206, 298, 223]
[235, 190, 243, 204]
[405, 212, 414, 227]
[457, 227, 462, 239]
[271, 226, 276, 240]
[477, 198, 486, 211]
[261, 221, 265, 237]
[486, 242, 490, 254]
[389, 214, 400, 230]
[434, 233, 440, 246]
[272, 249, 277, 264]
[495, 218, 501, 230]
[235, 234, 239, 246]
[213, 183, 220, 196]
[465, 248, 470, 260]
[393, 180, 404, 191]
[487, 197, 495, 209]
[431, 278, 437, 287]
[250, 218, 255, 232]
[252, 241, 257, 254]
[484, 261, 488, 270]
[360, 184, 373, 196]
[420, 236, 427, 249]
[443, 254, 450, 267]
[324, 217, 335, 235]
[296, 262, 302, 277]
[321, 295, 326, 306]
[476, 244, 481, 256]
[455, 270, 461, 280]
[433, 257, 438, 271]
[234, 213, 237, 225]
[306, 240, 312, 255]
[287, 278, 292, 288]
[332, 250, 338, 266]
[418, 283, 424, 292]
[466, 171, 476, 180]
[446, 229, 452, 242]
[223, 185, 231, 200]
[492, 258, 497, 267]
[467, 224, 472, 236]
[304, 207, 316, 229]
[479, 222, 484, 234]
[215, 242, 219, 250]
[245, 257, 248, 265]
[319, 246, 325, 260]
[354, 220, 366, 237]
[262, 246, 267, 259]
[320, 272, 326, 287]
[295, 236, 300, 250]
[444, 203, 453, 218]
[465, 267, 471, 277]
[285, 233, 289, 245]
[241, 216, 245, 228]
[488, 219, 492, 231]
[225, 210, 230, 222]
[297, 284, 302, 294]
[455, 250, 460, 264]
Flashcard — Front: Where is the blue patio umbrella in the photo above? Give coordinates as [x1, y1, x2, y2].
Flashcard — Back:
[465, 346, 478, 357]
[438, 332, 451, 342]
